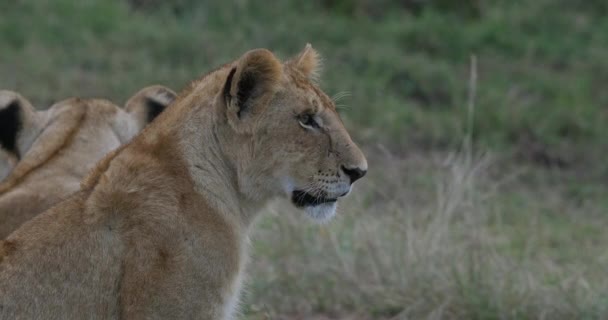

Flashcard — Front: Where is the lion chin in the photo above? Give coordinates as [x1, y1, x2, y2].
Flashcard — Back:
[290, 190, 339, 222]
[304, 202, 338, 222]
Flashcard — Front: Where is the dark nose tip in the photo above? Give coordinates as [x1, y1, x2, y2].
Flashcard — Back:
[341, 166, 367, 184]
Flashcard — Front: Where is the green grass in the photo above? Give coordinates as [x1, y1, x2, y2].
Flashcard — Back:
[1, 0, 607, 318]
[2, 0, 608, 153]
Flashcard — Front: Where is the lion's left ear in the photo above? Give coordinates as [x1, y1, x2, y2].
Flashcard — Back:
[0, 90, 40, 161]
[287, 43, 322, 81]
[223, 49, 283, 133]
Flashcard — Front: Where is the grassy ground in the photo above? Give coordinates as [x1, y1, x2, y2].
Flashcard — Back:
[1, 0, 607, 318]
[246, 149, 608, 319]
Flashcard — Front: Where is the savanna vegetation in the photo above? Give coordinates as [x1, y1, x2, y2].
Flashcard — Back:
[1, 0, 607, 318]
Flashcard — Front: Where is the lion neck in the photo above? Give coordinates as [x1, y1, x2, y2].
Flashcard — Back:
[165, 92, 269, 231]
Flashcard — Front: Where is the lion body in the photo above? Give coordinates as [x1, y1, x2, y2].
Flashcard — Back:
[0, 46, 367, 319]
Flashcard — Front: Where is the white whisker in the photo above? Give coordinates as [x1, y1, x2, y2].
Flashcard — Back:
[331, 91, 351, 103]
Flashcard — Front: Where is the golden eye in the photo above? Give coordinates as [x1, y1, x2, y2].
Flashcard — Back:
[298, 114, 320, 130]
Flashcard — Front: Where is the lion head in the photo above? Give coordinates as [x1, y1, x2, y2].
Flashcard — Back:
[218, 45, 368, 221]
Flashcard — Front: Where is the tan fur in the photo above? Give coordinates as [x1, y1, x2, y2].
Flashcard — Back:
[0, 46, 367, 319]
[287, 43, 322, 81]
[0, 151, 17, 183]
[0, 86, 176, 238]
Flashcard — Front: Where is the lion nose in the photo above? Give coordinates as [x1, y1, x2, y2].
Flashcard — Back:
[341, 165, 367, 184]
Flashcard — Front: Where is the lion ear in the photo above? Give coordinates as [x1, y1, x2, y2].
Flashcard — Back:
[0, 90, 39, 160]
[288, 43, 322, 81]
[223, 49, 282, 126]
[125, 85, 176, 128]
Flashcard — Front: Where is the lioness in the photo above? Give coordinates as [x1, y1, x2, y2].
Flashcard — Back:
[0, 45, 367, 319]
[0, 86, 176, 238]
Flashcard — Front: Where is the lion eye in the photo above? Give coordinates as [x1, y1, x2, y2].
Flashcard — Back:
[298, 114, 320, 130]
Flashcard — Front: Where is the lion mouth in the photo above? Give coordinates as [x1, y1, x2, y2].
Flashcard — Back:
[291, 190, 337, 207]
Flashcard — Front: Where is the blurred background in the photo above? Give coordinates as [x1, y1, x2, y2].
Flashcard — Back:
[1, 0, 607, 318]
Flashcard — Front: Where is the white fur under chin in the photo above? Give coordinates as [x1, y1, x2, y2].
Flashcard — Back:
[304, 202, 338, 223]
